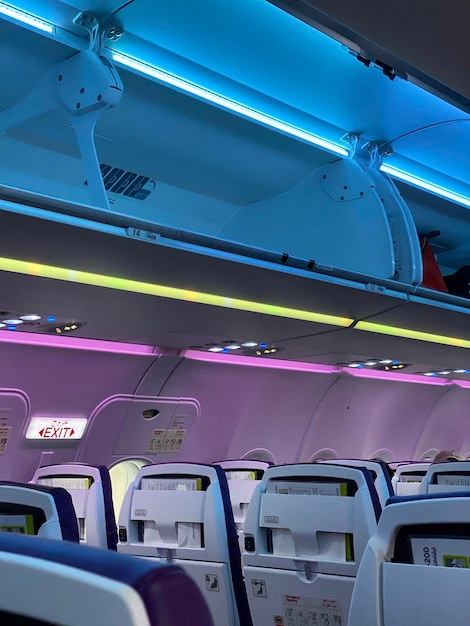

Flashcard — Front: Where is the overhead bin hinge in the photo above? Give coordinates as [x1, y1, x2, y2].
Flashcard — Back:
[73, 12, 124, 52]
[0, 12, 124, 210]
[351, 50, 406, 82]
[362, 142, 393, 168]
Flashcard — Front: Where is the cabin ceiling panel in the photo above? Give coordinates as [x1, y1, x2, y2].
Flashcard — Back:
[272, 328, 470, 373]
[1, 267, 470, 373]
[0, 271, 345, 346]
[268, 0, 470, 108]
[362, 298, 470, 342]
[56, 0, 124, 15]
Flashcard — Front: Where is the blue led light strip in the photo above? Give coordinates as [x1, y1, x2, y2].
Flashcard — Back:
[111, 51, 349, 157]
[380, 163, 470, 209]
[0, 2, 54, 33]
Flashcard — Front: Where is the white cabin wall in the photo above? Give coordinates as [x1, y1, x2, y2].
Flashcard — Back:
[0, 342, 157, 481]
[413, 386, 470, 459]
[91, 356, 465, 466]
[296, 376, 448, 461]
[2, 348, 470, 479]
[148, 359, 340, 465]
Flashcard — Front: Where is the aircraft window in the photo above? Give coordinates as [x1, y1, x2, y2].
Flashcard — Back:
[241, 448, 276, 464]
[371, 448, 395, 463]
[307, 448, 339, 462]
[420, 449, 440, 462]
[109, 458, 150, 523]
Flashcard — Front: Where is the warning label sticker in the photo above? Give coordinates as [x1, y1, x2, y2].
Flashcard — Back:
[282, 595, 343, 626]
[251, 579, 267, 598]
[146, 429, 186, 454]
[170, 414, 187, 429]
[0, 426, 12, 455]
[205, 575, 220, 592]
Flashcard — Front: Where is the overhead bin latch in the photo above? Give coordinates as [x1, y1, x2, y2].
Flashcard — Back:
[0, 12, 124, 210]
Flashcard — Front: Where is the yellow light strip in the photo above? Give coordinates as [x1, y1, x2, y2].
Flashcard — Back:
[355, 321, 470, 349]
[0, 257, 352, 328]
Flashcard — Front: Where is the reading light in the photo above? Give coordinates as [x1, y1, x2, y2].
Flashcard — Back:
[241, 341, 258, 347]
[3, 319, 22, 325]
[20, 314, 41, 321]
[186, 351, 450, 385]
[111, 51, 349, 157]
[208, 346, 224, 352]
[0, 2, 54, 33]
[380, 163, 470, 209]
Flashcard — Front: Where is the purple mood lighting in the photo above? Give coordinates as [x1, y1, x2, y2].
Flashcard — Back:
[0, 330, 158, 355]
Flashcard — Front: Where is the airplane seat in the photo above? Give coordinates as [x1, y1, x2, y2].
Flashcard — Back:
[0, 480, 79, 542]
[31, 463, 117, 549]
[319, 458, 394, 508]
[242, 463, 381, 626]
[419, 460, 470, 494]
[391, 462, 431, 495]
[216, 460, 269, 533]
[348, 491, 470, 626]
[0, 531, 213, 625]
[118, 462, 252, 626]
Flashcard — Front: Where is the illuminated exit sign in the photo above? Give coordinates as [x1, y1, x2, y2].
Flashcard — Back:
[25, 418, 87, 440]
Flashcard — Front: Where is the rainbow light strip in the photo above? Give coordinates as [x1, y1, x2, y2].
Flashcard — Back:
[355, 321, 470, 349]
[0, 256, 353, 328]
[2, 256, 470, 351]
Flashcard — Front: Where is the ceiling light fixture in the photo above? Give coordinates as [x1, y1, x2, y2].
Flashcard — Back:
[346, 366, 449, 386]
[110, 51, 349, 157]
[0, 2, 54, 33]
[186, 351, 450, 385]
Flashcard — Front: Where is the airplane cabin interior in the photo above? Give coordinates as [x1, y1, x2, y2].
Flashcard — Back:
[0, 1, 470, 624]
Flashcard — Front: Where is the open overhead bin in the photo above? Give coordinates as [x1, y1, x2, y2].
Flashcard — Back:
[0, 0, 470, 376]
